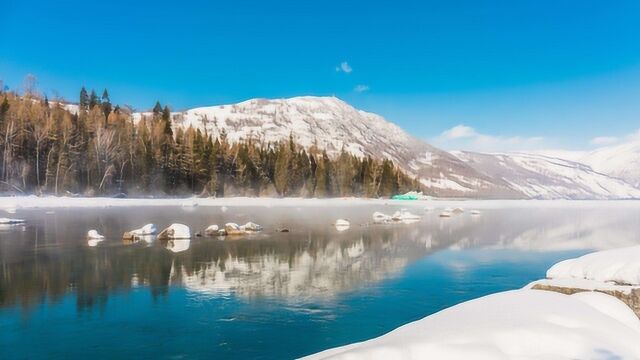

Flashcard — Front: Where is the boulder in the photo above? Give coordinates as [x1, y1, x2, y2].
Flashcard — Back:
[87, 229, 105, 239]
[123, 223, 157, 240]
[204, 224, 220, 236]
[241, 222, 263, 232]
[157, 223, 191, 239]
[335, 219, 350, 231]
[0, 217, 25, 224]
[224, 222, 244, 235]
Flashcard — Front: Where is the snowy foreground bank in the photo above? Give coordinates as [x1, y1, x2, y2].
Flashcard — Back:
[304, 290, 640, 360]
[4, 195, 640, 210]
[305, 246, 640, 359]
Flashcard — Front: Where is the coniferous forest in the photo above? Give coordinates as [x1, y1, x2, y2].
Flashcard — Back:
[0, 85, 421, 198]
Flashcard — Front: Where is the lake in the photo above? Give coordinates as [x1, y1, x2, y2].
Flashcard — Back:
[1, 201, 640, 359]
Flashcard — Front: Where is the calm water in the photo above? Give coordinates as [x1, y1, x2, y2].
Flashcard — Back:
[1, 202, 640, 359]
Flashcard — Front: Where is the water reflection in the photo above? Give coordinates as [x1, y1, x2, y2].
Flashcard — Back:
[1, 204, 640, 313]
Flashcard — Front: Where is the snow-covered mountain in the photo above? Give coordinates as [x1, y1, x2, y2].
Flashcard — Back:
[578, 141, 640, 188]
[451, 151, 640, 200]
[133, 96, 640, 199]
[135, 96, 519, 198]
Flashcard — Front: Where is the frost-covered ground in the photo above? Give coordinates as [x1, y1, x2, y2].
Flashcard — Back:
[4, 196, 640, 210]
[304, 290, 640, 360]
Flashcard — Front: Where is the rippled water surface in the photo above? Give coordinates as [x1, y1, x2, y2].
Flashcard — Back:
[1, 202, 640, 359]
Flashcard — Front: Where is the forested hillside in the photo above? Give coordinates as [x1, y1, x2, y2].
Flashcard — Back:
[0, 87, 420, 197]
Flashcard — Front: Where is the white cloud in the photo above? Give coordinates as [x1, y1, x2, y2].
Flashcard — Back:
[440, 125, 477, 139]
[336, 61, 352, 74]
[587, 129, 640, 148]
[590, 136, 618, 146]
[432, 124, 545, 152]
[354, 84, 369, 93]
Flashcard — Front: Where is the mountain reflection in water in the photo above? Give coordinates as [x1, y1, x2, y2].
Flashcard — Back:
[1, 204, 640, 314]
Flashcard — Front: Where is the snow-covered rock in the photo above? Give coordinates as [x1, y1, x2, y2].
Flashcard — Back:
[303, 290, 640, 360]
[204, 224, 219, 236]
[157, 224, 191, 239]
[123, 223, 157, 242]
[372, 211, 392, 224]
[391, 209, 421, 223]
[439, 211, 452, 218]
[240, 222, 263, 232]
[87, 229, 104, 239]
[0, 217, 25, 224]
[335, 219, 350, 231]
[470, 209, 481, 215]
[547, 245, 640, 285]
[224, 223, 244, 235]
[126, 223, 157, 236]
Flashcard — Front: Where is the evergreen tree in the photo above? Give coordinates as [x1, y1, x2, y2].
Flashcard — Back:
[89, 89, 100, 109]
[79, 87, 89, 110]
[153, 101, 163, 116]
[101, 89, 112, 121]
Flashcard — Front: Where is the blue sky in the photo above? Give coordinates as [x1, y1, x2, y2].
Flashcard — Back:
[2, 0, 640, 151]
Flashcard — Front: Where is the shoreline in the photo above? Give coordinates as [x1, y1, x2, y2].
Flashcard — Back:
[4, 195, 640, 210]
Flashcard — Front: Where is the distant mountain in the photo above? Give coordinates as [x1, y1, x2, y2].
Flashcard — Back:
[451, 151, 640, 200]
[578, 141, 640, 188]
[132, 96, 640, 199]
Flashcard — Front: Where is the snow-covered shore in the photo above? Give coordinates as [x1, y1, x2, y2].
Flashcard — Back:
[304, 244, 640, 359]
[303, 290, 640, 360]
[4, 196, 640, 210]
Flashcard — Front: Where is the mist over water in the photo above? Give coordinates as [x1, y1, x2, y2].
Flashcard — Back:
[1, 203, 640, 359]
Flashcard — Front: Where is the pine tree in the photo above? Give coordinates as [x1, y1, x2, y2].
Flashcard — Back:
[153, 101, 163, 116]
[89, 90, 100, 109]
[101, 89, 112, 122]
[79, 87, 89, 110]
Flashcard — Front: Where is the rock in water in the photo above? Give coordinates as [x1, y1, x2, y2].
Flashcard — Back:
[0, 217, 25, 224]
[224, 223, 244, 235]
[241, 222, 263, 232]
[87, 229, 105, 239]
[123, 223, 157, 241]
[157, 224, 191, 239]
[372, 212, 392, 224]
[335, 219, 350, 231]
[204, 224, 220, 236]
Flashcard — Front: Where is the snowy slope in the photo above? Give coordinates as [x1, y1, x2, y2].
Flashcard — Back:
[134, 96, 518, 198]
[579, 140, 640, 188]
[452, 151, 640, 199]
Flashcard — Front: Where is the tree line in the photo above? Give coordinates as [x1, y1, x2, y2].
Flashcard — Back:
[0, 85, 421, 197]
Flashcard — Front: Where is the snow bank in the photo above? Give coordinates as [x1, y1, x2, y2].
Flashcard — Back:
[303, 290, 640, 360]
[547, 245, 640, 285]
